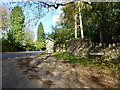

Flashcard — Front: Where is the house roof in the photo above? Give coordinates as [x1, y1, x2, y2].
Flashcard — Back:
[43, 37, 54, 42]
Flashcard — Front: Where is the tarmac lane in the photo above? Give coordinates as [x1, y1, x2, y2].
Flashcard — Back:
[2, 52, 119, 88]
[2, 51, 45, 59]
[2, 57, 43, 88]
[2, 51, 45, 88]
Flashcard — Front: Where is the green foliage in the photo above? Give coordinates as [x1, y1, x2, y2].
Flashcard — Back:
[60, 3, 75, 38]
[49, 26, 70, 44]
[8, 6, 25, 46]
[2, 45, 14, 52]
[83, 2, 120, 43]
[48, 26, 70, 51]
[59, 2, 120, 43]
[54, 52, 120, 75]
[54, 52, 91, 65]
[37, 52, 52, 55]
[37, 22, 45, 42]
[23, 30, 36, 51]
[1, 39, 13, 52]
[1, 39, 20, 52]
[60, 2, 92, 39]
[2, 6, 26, 52]
[35, 41, 45, 51]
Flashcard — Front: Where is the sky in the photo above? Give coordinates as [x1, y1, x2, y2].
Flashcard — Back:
[0, 0, 63, 41]
[24, 6, 62, 41]
[34, 7, 62, 41]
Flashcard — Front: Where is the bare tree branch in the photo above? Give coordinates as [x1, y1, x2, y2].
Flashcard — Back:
[9, 0, 92, 9]
[34, 1, 92, 9]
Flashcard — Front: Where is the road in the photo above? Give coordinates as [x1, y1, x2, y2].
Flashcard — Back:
[2, 53, 87, 88]
[2, 51, 45, 59]
[1, 51, 119, 88]
[1, 51, 45, 88]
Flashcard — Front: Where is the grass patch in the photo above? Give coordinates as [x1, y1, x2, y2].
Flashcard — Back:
[37, 51, 61, 55]
[37, 52, 54, 55]
[53, 52, 120, 75]
[53, 52, 92, 65]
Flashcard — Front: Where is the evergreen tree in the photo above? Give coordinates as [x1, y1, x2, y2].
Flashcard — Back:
[8, 6, 25, 46]
[37, 22, 45, 42]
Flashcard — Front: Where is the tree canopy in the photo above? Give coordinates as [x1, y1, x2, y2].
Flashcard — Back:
[8, 6, 25, 46]
[37, 22, 45, 42]
[1, 1, 120, 52]
[49, 2, 120, 44]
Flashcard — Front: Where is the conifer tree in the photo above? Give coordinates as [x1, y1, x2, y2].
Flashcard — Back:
[8, 6, 25, 46]
[37, 22, 45, 42]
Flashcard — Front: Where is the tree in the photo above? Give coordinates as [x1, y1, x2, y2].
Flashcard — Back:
[77, 1, 89, 39]
[24, 30, 35, 48]
[8, 6, 25, 47]
[0, 6, 9, 39]
[49, 25, 70, 51]
[83, 2, 120, 43]
[61, 3, 76, 39]
[74, 2, 78, 38]
[35, 41, 45, 51]
[36, 22, 45, 51]
[37, 22, 45, 42]
[7, 1, 92, 27]
[60, 1, 92, 39]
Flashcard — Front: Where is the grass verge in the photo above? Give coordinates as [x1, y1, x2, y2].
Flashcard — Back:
[53, 52, 120, 75]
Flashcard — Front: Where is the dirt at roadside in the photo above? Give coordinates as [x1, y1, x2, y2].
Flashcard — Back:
[16, 54, 120, 88]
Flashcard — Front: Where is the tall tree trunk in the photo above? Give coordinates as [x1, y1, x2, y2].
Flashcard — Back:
[100, 29, 103, 44]
[79, 6, 84, 39]
[100, 20, 107, 44]
[74, 5, 77, 38]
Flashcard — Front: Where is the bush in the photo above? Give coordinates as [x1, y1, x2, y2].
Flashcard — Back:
[35, 42, 45, 51]
[2, 45, 14, 52]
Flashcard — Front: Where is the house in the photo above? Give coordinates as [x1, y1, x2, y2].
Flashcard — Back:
[43, 37, 54, 53]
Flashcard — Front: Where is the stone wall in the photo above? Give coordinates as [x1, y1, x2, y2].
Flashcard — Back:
[55, 44, 66, 52]
[66, 38, 120, 61]
[102, 45, 120, 61]
[66, 38, 92, 58]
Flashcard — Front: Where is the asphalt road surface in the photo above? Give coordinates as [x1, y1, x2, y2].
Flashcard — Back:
[2, 51, 45, 60]
[1, 51, 45, 88]
[1, 52, 119, 88]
